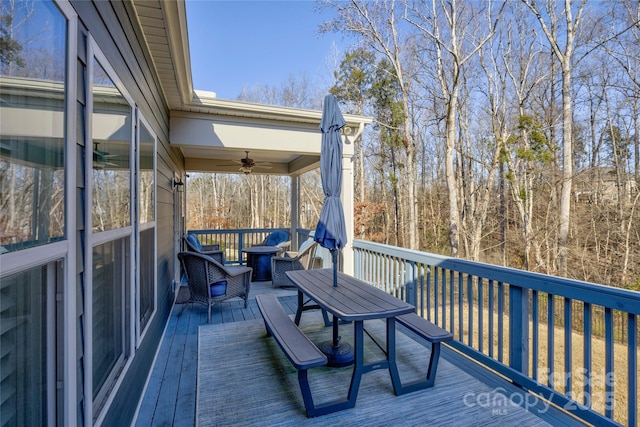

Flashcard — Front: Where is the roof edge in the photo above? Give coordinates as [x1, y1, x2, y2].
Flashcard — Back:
[188, 91, 373, 126]
[164, 0, 194, 105]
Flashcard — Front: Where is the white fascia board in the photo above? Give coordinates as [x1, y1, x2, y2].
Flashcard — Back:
[189, 93, 372, 128]
[170, 111, 322, 153]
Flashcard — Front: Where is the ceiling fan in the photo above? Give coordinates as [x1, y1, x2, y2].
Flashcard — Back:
[93, 142, 119, 168]
[219, 151, 272, 174]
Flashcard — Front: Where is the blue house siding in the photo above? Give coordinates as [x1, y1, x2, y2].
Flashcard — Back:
[69, 1, 182, 425]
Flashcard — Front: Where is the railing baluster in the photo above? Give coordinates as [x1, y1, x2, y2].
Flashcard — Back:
[627, 313, 637, 427]
[441, 268, 447, 329]
[458, 272, 463, 341]
[583, 302, 592, 407]
[434, 268, 439, 324]
[383, 254, 388, 293]
[468, 274, 473, 347]
[479, 277, 484, 354]
[370, 251, 375, 288]
[548, 293, 555, 389]
[532, 290, 538, 380]
[426, 264, 432, 322]
[398, 258, 403, 299]
[450, 270, 455, 338]
[425, 265, 436, 320]
[418, 264, 426, 316]
[489, 279, 494, 358]
[564, 297, 572, 395]
[605, 307, 614, 419]
[498, 281, 504, 363]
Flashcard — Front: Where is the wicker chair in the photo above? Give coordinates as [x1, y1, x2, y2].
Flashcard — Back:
[270, 240, 318, 288]
[183, 234, 225, 264]
[177, 251, 252, 323]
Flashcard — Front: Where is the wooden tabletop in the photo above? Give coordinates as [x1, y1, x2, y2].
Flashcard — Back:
[286, 268, 414, 321]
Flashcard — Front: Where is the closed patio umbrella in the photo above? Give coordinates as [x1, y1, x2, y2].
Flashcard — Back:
[314, 93, 347, 283]
[314, 94, 352, 366]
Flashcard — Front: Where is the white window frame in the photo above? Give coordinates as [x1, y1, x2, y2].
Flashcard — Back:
[0, 0, 77, 424]
[86, 38, 136, 426]
[135, 113, 157, 345]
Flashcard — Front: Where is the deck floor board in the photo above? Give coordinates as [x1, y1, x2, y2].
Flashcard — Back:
[197, 312, 550, 426]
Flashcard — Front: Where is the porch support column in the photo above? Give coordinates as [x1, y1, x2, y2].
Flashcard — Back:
[341, 134, 355, 276]
[291, 175, 300, 250]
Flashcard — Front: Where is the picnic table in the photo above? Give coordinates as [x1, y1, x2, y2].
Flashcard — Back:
[257, 268, 453, 417]
[286, 268, 415, 415]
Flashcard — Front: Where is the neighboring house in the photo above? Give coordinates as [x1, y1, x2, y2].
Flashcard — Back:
[574, 167, 638, 204]
[0, 1, 369, 426]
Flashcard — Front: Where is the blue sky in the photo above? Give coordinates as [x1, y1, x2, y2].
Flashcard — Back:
[186, 1, 348, 100]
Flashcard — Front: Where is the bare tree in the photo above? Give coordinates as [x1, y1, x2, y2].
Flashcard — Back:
[499, 4, 549, 270]
[405, 0, 505, 256]
[321, 0, 420, 249]
[522, 0, 588, 276]
[604, 0, 640, 185]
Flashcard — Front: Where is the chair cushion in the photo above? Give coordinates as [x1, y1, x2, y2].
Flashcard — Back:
[265, 231, 289, 246]
[210, 280, 227, 297]
[187, 234, 202, 251]
[297, 238, 314, 254]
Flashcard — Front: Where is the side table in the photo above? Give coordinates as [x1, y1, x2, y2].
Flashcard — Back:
[241, 246, 281, 281]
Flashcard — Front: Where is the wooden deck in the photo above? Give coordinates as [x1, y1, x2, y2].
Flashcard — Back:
[134, 282, 584, 426]
[134, 282, 298, 426]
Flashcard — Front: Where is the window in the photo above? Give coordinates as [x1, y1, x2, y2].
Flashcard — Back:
[91, 58, 131, 232]
[0, 262, 59, 426]
[0, 1, 67, 424]
[0, 0, 67, 252]
[137, 119, 156, 338]
[89, 47, 134, 419]
[91, 238, 130, 408]
[138, 121, 155, 224]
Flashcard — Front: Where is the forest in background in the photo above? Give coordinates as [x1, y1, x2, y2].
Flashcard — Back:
[185, 0, 640, 291]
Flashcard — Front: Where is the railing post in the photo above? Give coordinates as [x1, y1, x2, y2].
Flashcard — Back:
[405, 261, 417, 307]
[509, 285, 529, 375]
[238, 232, 244, 265]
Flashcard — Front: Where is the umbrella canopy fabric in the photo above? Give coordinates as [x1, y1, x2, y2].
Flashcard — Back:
[314, 94, 347, 252]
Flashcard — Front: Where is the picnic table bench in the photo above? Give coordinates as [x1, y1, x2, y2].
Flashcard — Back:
[395, 312, 453, 394]
[255, 294, 328, 417]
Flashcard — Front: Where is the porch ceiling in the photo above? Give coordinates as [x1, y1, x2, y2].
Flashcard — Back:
[171, 92, 371, 176]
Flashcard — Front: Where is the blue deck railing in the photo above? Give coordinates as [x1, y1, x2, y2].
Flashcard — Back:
[188, 229, 639, 426]
[187, 228, 311, 265]
[353, 239, 639, 427]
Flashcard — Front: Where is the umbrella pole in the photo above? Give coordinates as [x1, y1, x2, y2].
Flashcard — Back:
[320, 248, 354, 366]
[330, 249, 340, 346]
[331, 249, 338, 287]
[332, 315, 340, 347]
